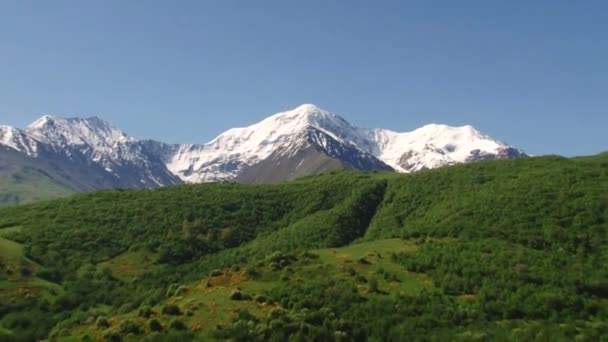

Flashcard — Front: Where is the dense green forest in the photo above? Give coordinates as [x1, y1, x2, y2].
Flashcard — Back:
[1, 153, 607, 341]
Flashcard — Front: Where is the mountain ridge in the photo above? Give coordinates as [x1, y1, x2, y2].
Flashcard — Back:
[0, 104, 526, 197]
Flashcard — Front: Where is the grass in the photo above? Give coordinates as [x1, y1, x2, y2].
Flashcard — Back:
[0, 234, 23, 261]
[313, 238, 431, 295]
[0, 225, 22, 238]
[98, 251, 158, 281]
[60, 239, 432, 340]
[0, 168, 73, 207]
[61, 269, 276, 340]
[0, 226, 64, 308]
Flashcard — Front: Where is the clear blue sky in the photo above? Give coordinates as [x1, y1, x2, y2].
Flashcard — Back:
[1, 1, 606, 156]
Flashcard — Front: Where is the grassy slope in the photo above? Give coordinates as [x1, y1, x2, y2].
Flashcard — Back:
[0, 153, 607, 340]
[0, 226, 64, 335]
[0, 148, 77, 207]
[62, 239, 426, 341]
[0, 168, 73, 207]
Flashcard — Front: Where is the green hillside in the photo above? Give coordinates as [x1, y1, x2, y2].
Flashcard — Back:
[0, 150, 76, 207]
[1, 154, 607, 341]
[0, 167, 74, 207]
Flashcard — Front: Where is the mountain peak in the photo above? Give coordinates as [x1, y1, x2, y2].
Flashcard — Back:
[266, 104, 352, 134]
[272, 104, 332, 120]
[414, 123, 485, 138]
[293, 103, 322, 112]
[26, 114, 135, 147]
[27, 114, 59, 130]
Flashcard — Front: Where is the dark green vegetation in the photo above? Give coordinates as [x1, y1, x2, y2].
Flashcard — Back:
[1, 153, 607, 341]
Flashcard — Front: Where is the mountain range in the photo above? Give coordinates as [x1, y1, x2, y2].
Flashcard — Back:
[0, 104, 526, 204]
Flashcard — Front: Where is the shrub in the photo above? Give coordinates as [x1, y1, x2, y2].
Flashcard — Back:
[149, 319, 163, 332]
[103, 331, 122, 342]
[37, 268, 63, 282]
[119, 320, 141, 335]
[368, 277, 379, 293]
[96, 316, 110, 329]
[230, 290, 251, 301]
[138, 305, 153, 318]
[170, 319, 188, 331]
[230, 290, 244, 300]
[355, 275, 367, 283]
[357, 257, 371, 265]
[345, 267, 357, 276]
[255, 295, 267, 303]
[162, 304, 182, 316]
[19, 265, 32, 277]
[245, 267, 260, 278]
[300, 251, 319, 259]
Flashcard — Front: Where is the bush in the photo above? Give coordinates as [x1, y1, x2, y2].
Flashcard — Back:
[170, 319, 188, 331]
[19, 265, 32, 277]
[230, 290, 244, 300]
[138, 305, 153, 318]
[230, 290, 251, 301]
[300, 251, 319, 259]
[37, 268, 63, 282]
[149, 319, 163, 332]
[96, 316, 110, 329]
[245, 267, 260, 278]
[119, 319, 141, 335]
[368, 277, 379, 293]
[255, 295, 267, 303]
[162, 304, 182, 316]
[357, 257, 371, 265]
[345, 267, 357, 276]
[355, 275, 367, 283]
[103, 331, 122, 342]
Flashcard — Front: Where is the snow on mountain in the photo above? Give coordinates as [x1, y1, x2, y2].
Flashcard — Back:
[163, 104, 525, 182]
[27, 115, 135, 145]
[1, 105, 526, 186]
[0, 125, 40, 156]
[1, 115, 181, 188]
[367, 124, 521, 172]
[25, 115, 144, 171]
[163, 104, 379, 182]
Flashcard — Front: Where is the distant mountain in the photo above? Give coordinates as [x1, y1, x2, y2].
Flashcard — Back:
[0, 104, 526, 204]
[152, 104, 526, 182]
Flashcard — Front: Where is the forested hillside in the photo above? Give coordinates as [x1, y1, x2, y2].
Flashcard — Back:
[1, 153, 607, 341]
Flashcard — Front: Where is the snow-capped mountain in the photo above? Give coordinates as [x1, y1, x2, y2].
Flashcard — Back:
[159, 104, 392, 183]
[158, 104, 525, 182]
[0, 125, 41, 157]
[2, 116, 181, 189]
[368, 123, 525, 172]
[0, 104, 526, 191]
